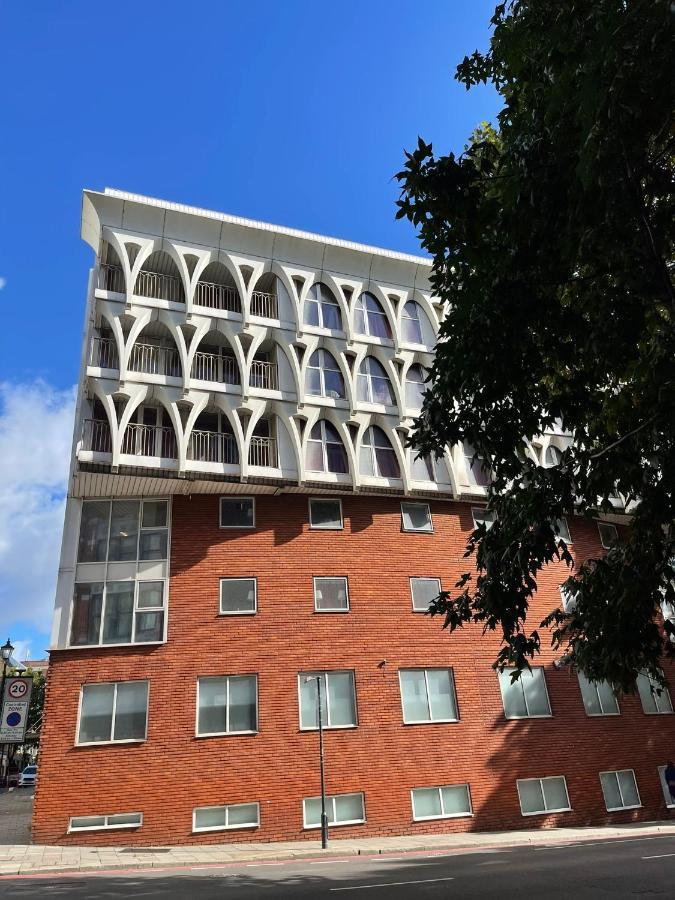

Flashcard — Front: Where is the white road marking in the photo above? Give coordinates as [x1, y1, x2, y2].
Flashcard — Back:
[373, 857, 404, 861]
[642, 853, 675, 860]
[477, 860, 505, 865]
[535, 837, 674, 851]
[330, 876, 455, 891]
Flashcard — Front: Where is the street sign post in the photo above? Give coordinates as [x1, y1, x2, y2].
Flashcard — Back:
[0, 677, 33, 744]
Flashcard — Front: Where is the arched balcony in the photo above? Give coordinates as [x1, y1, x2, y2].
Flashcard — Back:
[98, 242, 125, 293]
[191, 331, 240, 388]
[357, 356, 395, 406]
[306, 420, 349, 474]
[250, 272, 279, 320]
[89, 324, 119, 370]
[355, 292, 393, 340]
[122, 403, 178, 460]
[360, 426, 400, 478]
[127, 322, 181, 379]
[187, 408, 238, 466]
[304, 283, 343, 331]
[194, 261, 241, 314]
[305, 349, 345, 400]
[248, 416, 278, 468]
[81, 397, 113, 453]
[134, 251, 185, 303]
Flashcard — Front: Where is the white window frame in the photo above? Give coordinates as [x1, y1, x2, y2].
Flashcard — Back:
[357, 356, 395, 407]
[219, 577, 257, 616]
[636, 671, 673, 714]
[471, 507, 496, 530]
[298, 671, 358, 730]
[559, 584, 576, 613]
[577, 673, 620, 716]
[398, 668, 459, 724]
[360, 426, 400, 479]
[410, 784, 473, 821]
[313, 576, 350, 613]
[657, 766, 675, 809]
[553, 517, 572, 544]
[516, 776, 571, 816]
[70, 578, 168, 649]
[68, 812, 143, 833]
[305, 348, 345, 399]
[307, 420, 349, 474]
[409, 577, 442, 613]
[192, 802, 260, 833]
[498, 668, 552, 719]
[195, 675, 259, 737]
[304, 282, 343, 331]
[597, 521, 618, 549]
[599, 769, 642, 812]
[401, 300, 423, 345]
[76, 680, 149, 746]
[400, 501, 433, 533]
[302, 792, 365, 829]
[219, 496, 255, 529]
[308, 498, 344, 531]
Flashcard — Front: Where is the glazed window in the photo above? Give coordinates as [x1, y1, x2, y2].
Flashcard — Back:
[304, 283, 342, 331]
[399, 669, 458, 723]
[354, 292, 392, 340]
[299, 671, 357, 729]
[309, 498, 343, 530]
[498, 668, 551, 718]
[636, 671, 673, 714]
[305, 349, 345, 399]
[68, 813, 143, 832]
[400, 501, 432, 533]
[600, 770, 641, 811]
[196, 676, 258, 735]
[314, 577, 349, 612]
[401, 301, 423, 344]
[77, 499, 168, 564]
[598, 522, 618, 549]
[471, 507, 496, 530]
[517, 777, 570, 816]
[306, 421, 349, 474]
[220, 578, 257, 615]
[405, 365, 426, 410]
[220, 497, 255, 528]
[577, 673, 620, 716]
[463, 442, 490, 487]
[357, 357, 395, 406]
[303, 793, 365, 828]
[411, 784, 472, 821]
[360, 426, 400, 478]
[410, 450, 435, 481]
[552, 517, 572, 544]
[193, 803, 260, 832]
[70, 580, 166, 647]
[410, 578, 441, 613]
[77, 681, 149, 745]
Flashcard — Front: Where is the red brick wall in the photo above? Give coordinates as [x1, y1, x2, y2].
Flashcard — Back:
[32, 495, 675, 845]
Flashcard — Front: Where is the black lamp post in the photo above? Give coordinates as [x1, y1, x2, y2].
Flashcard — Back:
[305, 675, 328, 849]
[1, 639, 14, 788]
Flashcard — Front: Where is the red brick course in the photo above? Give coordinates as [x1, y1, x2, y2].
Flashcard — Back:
[32, 495, 675, 845]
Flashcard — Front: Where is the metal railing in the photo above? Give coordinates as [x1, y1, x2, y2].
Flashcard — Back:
[249, 359, 279, 391]
[250, 291, 278, 319]
[128, 342, 181, 378]
[122, 423, 178, 459]
[191, 351, 240, 385]
[90, 337, 118, 369]
[194, 280, 241, 313]
[249, 435, 277, 468]
[98, 264, 125, 293]
[81, 419, 112, 453]
[187, 430, 238, 464]
[134, 269, 185, 303]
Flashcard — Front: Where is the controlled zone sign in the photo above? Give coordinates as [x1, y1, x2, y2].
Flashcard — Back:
[0, 677, 34, 743]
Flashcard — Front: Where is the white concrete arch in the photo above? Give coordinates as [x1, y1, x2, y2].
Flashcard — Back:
[226, 254, 266, 322]
[410, 289, 441, 338]
[299, 407, 356, 484]
[100, 228, 132, 296]
[85, 379, 121, 462]
[270, 261, 302, 330]
[190, 251, 244, 320]
[129, 238, 189, 305]
[187, 318, 245, 391]
[354, 415, 406, 485]
[350, 344, 404, 417]
[119, 308, 153, 380]
[95, 303, 126, 372]
[364, 283, 400, 352]
[302, 273, 351, 338]
[123, 310, 185, 384]
[297, 337, 354, 410]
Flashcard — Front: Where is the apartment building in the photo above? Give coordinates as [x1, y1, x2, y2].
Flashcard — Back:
[33, 189, 675, 845]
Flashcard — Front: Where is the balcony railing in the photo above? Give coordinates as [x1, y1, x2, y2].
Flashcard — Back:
[249, 360, 279, 391]
[122, 423, 178, 459]
[128, 343, 181, 378]
[194, 280, 241, 313]
[81, 419, 112, 453]
[250, 291, 278, 319]
[187, 430, 238, 464]
[249, 436, 277, 468]
[191, 351, 240, 385]
[98, 264, 125, 293]
[90, 337, 119, 370]
[135, 269, 185, 303]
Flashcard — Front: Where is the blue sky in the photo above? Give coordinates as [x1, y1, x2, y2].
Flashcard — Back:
[0, 0, 500, 658]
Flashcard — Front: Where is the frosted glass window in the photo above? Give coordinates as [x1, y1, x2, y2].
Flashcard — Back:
[399, 669, 458, 723]
[220, 578, 257, 614]
[600, 770, 641, 811]
[314, 577, 349, 612]
[303, 793, 365, 828]
[220, 497, 255, 528]
[578, 673, 619, 716]
[412, 784, 472, 820]
[498, 668, 551, 718]
[401, 502, 432, 533]
[197, 675, 257, 735]
[636, 671, 673, 714]
[193, 802, 259, 832]
[78, 681, 148, 744]
[299, 671, 357, 729]
[410, 577, 441, 612]
[309, 498, 343, 530]
[517, 777, 570, 815]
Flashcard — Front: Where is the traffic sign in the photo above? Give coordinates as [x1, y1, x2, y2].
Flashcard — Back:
[0, 678, 33, 743]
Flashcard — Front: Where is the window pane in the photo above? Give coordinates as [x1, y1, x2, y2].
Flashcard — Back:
[102, 582, 134, 644]
[108, 500, 140, 561]
[78, 501, 110, 562]
[659, 766, 675, 807]
[401, 502, 432, 532]
[322, 303, 341, 331]
[412, 788, 442, 819]
[228, 676, 257, 732]
[522, 670, 550, 716]
[300, 675, 324, 728]
[596, 680, 619, 714]
[139, 530, 167, 560]
[79, 684, 114, 743]
[354, 305, 366, 335]
[402, 316, 422, 344]
[498, 670, 528, 718]
[617, 770, 640, 807]
[427, 669, 457, 720]
[472, 508, 496, 530]
[411, 452, 434, 481]
[315, 578, 348, 611]
[310, 500, 342, 529]
[656, 684, 673, 713]
[598, 522, 617, 549]
[375, 446, 400, 478]
[142, 500, 167, 528]
[553, 517, 571, 543]
[113, 682, 148, 740]
[327, 672, 356, 726]
[195, 807, 227, 830]
[400, 670, 429, 722]
[71, 816, 106, 830]
[518, 779, 545, 815]
[335, 794, 364, 823]
[70, 583, 104, 646]
[542, 777, 569, 811]
[227, 803, 259, 827]
[137, 581, 164, 609]
[600, 772, 623, 810]
[369, 312, 392, 339]
[107, 813, 142, 827]
[198, 678, 227, 734]
[220, 498, 254, 528]
[323, 369, 345, 399]
[306, 368, 322, 395]
[636, 673, 658, 713]
[221, 579, 256, 613]
[578, 673, 602, 715]
[304, 797, 322, 827]
[410, 578, 440, 612]
[134, 610, 164, 643]
[307, 441, 325, 472]
[304, 300, 320, 327]
[371, 377, 393, 406]
[441, 784, 471, 816]
[326, 442, 348, 474]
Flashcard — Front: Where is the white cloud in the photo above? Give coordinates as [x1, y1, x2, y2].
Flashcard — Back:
[0, 277, 6, 290]
[0, 381, 76, 643]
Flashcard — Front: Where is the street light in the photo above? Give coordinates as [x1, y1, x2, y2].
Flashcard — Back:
[304, 675, 328, 849]
[1, 639, 14, 788]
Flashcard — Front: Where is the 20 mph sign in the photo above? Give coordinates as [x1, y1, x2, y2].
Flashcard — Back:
[0, 677, 33, 743]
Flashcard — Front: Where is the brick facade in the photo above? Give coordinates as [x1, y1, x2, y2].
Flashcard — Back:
[32, 494, 675, 845]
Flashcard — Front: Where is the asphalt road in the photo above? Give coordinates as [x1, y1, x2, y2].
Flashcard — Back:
[3, 835, 675, 898]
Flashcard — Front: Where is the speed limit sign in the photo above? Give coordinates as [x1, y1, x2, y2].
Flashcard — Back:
[8, 679, 29, 700]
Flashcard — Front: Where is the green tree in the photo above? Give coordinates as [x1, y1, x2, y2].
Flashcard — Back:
[396, 0, 674, 692]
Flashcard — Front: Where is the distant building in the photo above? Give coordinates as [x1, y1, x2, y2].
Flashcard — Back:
[33, 189, 675, 846]
[22, 660, 48, 676]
